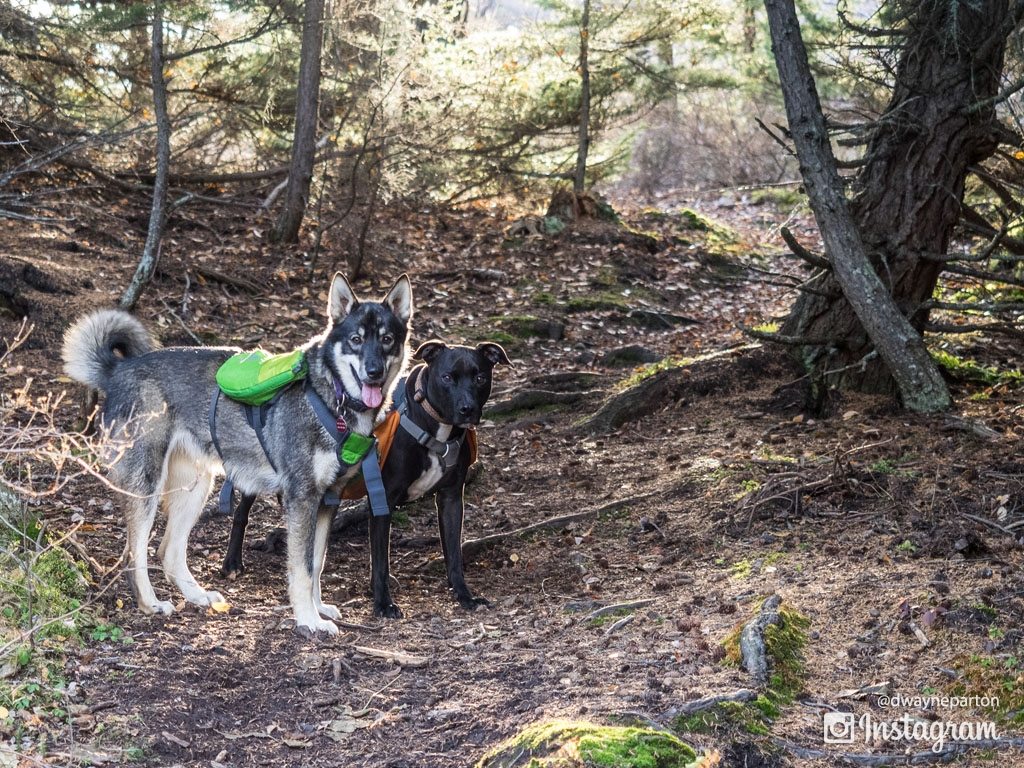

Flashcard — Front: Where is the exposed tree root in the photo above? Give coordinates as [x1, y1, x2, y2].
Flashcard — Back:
[487, 388, 602, 417]
[577, 344, 761, 434]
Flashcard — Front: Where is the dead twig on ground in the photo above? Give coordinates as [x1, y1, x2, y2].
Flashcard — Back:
[193, 265, 263, 294]
[584, 599, 655, 622]
[461, 492, 657, 558]
[352, 646, 429, 668]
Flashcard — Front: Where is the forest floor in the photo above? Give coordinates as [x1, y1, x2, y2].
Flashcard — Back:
[1, 187, 1023, 768]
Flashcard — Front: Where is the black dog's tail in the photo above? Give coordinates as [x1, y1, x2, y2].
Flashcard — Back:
[62, 310, 156, 391]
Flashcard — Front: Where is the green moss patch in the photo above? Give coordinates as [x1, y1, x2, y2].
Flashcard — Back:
[675, 698, 773, 737]
[678, 601, 810, 738]
[931, 349, 1023, 387]
[565, 292, 632, 313]
[948, 654, 1024, 725]
[476, 720, 700, 768]
[1, 500, 88, 640]
[721, 602, 810, 703]
[749, 187, 804, 207]
[677, 208, 714, 232]
[494, 315, 557, 339]
[0, 489, 130, 740]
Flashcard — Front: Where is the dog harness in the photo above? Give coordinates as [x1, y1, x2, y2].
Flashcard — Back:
[209, 354, 393, 518]
[392, 366, 477, 471]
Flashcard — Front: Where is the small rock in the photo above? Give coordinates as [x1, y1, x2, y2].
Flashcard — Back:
[977, 567, 994, 579]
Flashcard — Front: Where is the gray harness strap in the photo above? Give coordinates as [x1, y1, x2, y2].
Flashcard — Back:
[393, 371, 464, 471]
[209, 387, 280, 516]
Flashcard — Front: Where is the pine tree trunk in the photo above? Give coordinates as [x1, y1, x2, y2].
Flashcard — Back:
[780, 0, 1010, 399]
[274, 0, 325, 244]
[573, 0, 591, 196]
[119, 1, 170, 312]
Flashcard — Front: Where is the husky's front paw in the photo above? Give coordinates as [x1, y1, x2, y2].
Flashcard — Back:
[295, 617, 339, 636]
[142, 600, 175, 616]
[316, 603, 341, 621]
[193, 589, 225, 607]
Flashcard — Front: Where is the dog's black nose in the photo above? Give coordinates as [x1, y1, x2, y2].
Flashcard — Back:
[365, 363, 384, 381]
[458, 403, 474, 416]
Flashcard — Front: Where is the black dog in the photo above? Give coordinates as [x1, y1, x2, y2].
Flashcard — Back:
[222, 340, 511, 617]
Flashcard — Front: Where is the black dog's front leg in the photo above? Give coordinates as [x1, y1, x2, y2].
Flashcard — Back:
[436, 485, 488, 609]
[222, 493, 256, 579]
[369, 512, 402, 618]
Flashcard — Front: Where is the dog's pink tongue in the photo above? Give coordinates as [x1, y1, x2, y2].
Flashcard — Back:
[361, 383, 383, 408]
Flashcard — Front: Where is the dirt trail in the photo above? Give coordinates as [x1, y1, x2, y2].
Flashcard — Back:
[2, 198, 1023, 767]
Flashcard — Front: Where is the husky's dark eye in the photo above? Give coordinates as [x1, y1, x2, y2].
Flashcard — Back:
[349, 335, 363, 346]
[381, 334, 394, 346]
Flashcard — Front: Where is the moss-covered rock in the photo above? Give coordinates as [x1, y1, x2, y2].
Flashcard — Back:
[476, 720, 701, 768]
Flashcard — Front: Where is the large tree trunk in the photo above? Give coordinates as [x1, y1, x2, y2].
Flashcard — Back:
[765, 0, 950, 412]
[780, 0, 1011, 398]
[274, 0, 325, 244]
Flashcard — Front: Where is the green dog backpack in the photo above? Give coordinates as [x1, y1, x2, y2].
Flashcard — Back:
[215, 349, 308, 405]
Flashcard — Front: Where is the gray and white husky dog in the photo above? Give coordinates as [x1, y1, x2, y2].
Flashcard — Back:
[62, 274, 412, 634]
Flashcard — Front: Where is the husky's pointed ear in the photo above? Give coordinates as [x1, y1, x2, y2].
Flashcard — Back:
[329, 272, 359, 323]
[477, 342, 513, 368]
[382, 274, 413, 326]
[413, 339, 446, 364]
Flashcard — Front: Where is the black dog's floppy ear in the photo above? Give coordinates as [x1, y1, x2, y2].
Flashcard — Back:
[477, 342, 513, 368]
[328, 272, 359, 324]
[413, 339, 447, 363]
[382, 274, 413, 326]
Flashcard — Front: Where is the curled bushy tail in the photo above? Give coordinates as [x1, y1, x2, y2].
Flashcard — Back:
[62, 310, 156, 391]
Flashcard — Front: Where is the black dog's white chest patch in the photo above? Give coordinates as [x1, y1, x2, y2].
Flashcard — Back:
[405, 424, 452, 500]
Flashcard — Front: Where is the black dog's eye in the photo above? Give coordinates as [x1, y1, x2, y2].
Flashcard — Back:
[349, 335, 363, 346]
[475, 373, 489, 385]
[441, 373, 453, 383]
[381, 334, 394, 346]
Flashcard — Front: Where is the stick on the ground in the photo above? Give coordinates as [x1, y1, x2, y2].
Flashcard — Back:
[585, 599, 655, 622]
[193, 265, 263, 294]
[780, 226, 830, 270]
[461, 492, 657, 558]
[352, 646, 429, 668]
